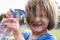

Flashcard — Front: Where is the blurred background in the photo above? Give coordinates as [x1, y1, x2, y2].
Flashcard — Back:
[0, 0, 60, 40]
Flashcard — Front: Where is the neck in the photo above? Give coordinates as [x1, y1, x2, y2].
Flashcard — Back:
[31, 29, 47, 37]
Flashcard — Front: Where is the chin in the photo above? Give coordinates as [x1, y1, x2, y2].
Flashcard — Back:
[31, 28, 43, 33]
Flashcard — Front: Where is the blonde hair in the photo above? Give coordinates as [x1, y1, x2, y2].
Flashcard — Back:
[25, 0, 58, 30]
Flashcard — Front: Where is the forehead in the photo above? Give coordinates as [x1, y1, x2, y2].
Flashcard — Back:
[36, 4, 47, 15]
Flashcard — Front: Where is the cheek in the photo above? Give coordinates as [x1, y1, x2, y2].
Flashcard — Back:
[42, 19, 49, 27]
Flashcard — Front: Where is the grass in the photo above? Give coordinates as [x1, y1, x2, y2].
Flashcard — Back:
[50, 29, 60, 40]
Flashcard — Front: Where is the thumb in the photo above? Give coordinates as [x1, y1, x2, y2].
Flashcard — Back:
[15, 10, 19, 22]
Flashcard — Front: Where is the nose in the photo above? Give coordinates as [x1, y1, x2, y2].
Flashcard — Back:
[34, 17, 41, 22]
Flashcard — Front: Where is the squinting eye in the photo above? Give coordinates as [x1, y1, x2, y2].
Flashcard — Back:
[44, 14, 47, 17]
[33, 14, 36, 17]
[39, 14, 47, 18]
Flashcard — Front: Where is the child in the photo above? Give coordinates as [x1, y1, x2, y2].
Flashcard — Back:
[2, 0, 58, 40]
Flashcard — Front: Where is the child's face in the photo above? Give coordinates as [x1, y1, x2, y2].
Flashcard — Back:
[29, 4, 49, 33]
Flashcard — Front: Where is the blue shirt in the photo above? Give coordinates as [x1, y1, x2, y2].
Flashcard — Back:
[22, 30, 57, 40]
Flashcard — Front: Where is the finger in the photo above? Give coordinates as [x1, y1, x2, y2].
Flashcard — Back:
[2, 23, 11, 28]
[15, 10, 20, 22]
[7, 12, 13, 18]
[2, 23, 18, 31]
[9, 9, 13, 15]
[8, 9, 13, 17]
[16, 10, 19, 18]
[7, 18, 18, 23]
[2, 13, 9, 18]
[2, 13, 6, 18]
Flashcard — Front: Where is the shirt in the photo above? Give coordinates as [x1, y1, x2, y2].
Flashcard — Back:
[22, 30, 57, 40]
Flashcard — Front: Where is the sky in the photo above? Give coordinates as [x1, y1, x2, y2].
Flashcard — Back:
[0, 0, 60, 15]
[0, 0, 28, 15]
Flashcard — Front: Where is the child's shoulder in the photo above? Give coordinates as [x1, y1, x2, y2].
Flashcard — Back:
[38, 32, 57, 40]
[45, 32, 57, 40]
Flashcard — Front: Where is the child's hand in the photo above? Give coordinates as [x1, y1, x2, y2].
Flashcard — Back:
[2, 18, 24, 40]
[3, 18, 20, 33]
[2, 9, 25, 40]
[2, 9, 21, 35]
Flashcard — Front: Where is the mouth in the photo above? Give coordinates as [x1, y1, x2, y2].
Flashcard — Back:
[31, 22, 43, 27]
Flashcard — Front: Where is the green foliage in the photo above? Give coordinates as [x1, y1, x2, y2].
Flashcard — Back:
[58, 16, 60, 21]
[0, 15, 3, 22]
